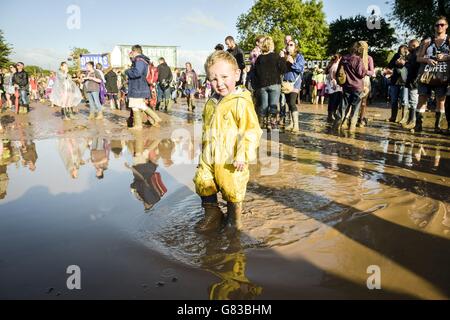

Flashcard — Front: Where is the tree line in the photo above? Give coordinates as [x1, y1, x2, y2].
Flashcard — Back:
[237, 0, 450, 66]
[1, 0, 449, 69]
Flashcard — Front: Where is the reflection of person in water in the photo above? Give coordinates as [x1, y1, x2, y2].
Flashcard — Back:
[0, 164, 8, 200]
[158, 139, 175, 167]
[126, 136, 168, 212]
[90, 137, 110, 179]
[18, 140, 38, 171]
[171, 131, 196, 165]
[110, 140, 125, 159]
[58, 138, 87, 179]
[0, 139, 20, 200]
[201, 233, 262, 300]
[126, 160, 167, 212]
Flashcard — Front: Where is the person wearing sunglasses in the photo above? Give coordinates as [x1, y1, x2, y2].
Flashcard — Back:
[414, 16, 450, 134]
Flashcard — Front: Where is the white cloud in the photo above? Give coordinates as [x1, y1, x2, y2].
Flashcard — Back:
[182, 9, 226, 31]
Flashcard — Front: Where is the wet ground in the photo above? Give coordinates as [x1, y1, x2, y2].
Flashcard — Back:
[0, 100, 449, 300]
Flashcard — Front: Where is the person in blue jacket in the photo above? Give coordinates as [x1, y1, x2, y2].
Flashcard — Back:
[281, 39, 305, 133]
[125, 45, 161, 130]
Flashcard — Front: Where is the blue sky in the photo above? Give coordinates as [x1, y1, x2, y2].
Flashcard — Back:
[0, 0, 393, 71]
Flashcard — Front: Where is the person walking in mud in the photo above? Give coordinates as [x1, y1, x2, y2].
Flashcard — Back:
[325, 54, 343, 123]
[333, 41, 368, 132]
[386, 45, 409, 123]
[83, 61, 104, 120]
[156, 57, 173, 112]
[50, 62, 82, 121]
[357, 42, 375, 128]
[280, 39, 305, 133]
[402, 39, 421, 130]
[12, 62, 30, 114]
[194, 51, 262, 233]
[105, 67, 119, 110]
[253, 36, 288, 130]
[125, 45, 162, 130]
[413, 16, 450, 134]
[180, 62, 198, 112]
[2, 66, 16, 112]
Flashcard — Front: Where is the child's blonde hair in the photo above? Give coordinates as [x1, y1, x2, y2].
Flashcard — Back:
[204, 50, 239, 73]
[261, 36, 275, 53]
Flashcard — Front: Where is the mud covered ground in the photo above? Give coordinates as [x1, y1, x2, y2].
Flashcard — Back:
[0, 99, 449, 300]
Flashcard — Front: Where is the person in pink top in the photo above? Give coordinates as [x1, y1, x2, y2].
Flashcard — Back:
[358, 54, 375, 127]
[29, 76, 38, 102]
[325, 54, 343, 123]
[250, 35, 265, 66]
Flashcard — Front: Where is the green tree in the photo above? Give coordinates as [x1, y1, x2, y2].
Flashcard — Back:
[327, 15, 397, 67]
[236, 0, 329, 60]
[390, 0, 450, 37]
[0, 30, 13, 68]
[24, 65, 51, 76]
[68, 47, 90, 74]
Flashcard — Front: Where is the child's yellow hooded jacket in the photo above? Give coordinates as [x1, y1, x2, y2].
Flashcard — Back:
[194, 88, 262, 203]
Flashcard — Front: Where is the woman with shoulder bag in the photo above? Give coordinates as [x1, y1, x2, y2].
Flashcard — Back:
[281, 40, 305, 133]
[413, 16, 450, 134]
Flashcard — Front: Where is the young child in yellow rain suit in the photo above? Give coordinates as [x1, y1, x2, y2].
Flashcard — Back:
[194, 51, 262, 233]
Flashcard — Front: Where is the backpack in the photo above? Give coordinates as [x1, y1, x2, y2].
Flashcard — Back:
[149, 64, 158, 85]
[136, 58, 158, 85]
[336, 60, 347, 86]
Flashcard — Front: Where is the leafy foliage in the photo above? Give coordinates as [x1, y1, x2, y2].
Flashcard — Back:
[236, 0, 329, 60]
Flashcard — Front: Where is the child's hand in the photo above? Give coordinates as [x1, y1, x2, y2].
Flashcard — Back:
[233, 161, 246, 172]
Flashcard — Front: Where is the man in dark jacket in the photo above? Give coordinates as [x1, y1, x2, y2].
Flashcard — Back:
[12, 62, 30, 114]
[125, 45, 161, 130]
[387, 45, 409, 122]
[334, 43, 367, 131]
[225, 36, 246, 85]
[402, 39, 421, 129]
[156, 57, 173, 112]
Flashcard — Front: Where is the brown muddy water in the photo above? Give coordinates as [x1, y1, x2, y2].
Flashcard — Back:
[0, 102, 449, 299]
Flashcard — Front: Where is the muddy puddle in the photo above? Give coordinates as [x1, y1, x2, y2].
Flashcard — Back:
[0, 103, 449, 299]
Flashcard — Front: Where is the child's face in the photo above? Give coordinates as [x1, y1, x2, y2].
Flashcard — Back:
[207, 61, 240, 97]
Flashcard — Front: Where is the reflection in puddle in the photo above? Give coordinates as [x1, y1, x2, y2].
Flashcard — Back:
[0, 113, 449, 299]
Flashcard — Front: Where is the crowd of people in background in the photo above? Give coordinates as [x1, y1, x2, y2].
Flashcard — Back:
[0, 15, 449, 136]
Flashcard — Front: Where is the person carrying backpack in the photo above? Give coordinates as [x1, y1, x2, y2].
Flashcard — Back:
[125, 45, 162, 130]
[334, 41, 368, 131]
